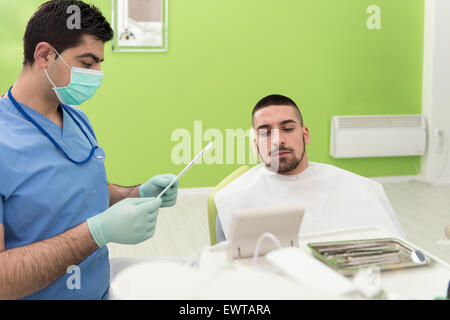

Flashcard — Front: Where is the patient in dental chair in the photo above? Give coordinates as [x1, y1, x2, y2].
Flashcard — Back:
[214, 95, 406, 243]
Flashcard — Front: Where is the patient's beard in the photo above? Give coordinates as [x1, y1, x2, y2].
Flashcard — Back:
[277, 152, 302, 173]
[260, 137, 306, 174]
[277, 145, 305, 173]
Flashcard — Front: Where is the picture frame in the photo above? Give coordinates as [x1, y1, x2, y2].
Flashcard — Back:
[112, 0, 168, 52]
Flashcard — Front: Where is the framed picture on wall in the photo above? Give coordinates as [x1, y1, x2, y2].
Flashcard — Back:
[112, 0, 168, 52]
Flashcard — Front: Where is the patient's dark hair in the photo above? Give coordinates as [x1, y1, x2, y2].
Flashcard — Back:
[23, 0, 113, 66]
[252, 94, 304, 127]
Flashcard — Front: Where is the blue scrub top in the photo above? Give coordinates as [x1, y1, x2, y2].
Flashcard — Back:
[0, 96, 110, 300]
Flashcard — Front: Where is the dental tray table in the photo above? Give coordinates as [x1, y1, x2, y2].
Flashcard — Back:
[308, 238, 431, 276]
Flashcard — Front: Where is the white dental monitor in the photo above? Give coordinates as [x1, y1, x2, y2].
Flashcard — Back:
[227, 205, 305, 260]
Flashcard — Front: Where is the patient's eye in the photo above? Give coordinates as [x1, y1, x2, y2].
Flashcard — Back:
[283, 127, 295, 132]
[258, 130, 270, 137]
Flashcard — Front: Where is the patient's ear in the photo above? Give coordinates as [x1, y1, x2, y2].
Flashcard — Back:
[250, 128, 262, 163]
[250, 128, 259, 154]
[303, 126, 311, 145]
[252, 138, 262, 163]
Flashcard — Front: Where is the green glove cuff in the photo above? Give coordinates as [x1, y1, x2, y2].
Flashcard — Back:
[139, 184, 145, 198]
[87, 215, 108, 248]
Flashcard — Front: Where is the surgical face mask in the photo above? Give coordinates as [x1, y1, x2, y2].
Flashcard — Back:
[44, 47, 103, 106]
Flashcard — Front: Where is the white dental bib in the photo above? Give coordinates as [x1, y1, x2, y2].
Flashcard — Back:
[214, 162, 406, 240]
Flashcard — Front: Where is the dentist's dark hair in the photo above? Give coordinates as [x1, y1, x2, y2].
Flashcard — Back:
[252, 94, 304, 127]
[23, 0, 113, 66]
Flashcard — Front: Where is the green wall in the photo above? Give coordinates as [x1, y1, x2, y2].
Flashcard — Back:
[0, 0, 424, 188]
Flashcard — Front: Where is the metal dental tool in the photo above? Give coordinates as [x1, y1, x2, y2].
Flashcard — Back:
[157, 141, 213, 199]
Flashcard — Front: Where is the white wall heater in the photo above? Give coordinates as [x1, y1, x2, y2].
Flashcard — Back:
[330, 115, 427, 158]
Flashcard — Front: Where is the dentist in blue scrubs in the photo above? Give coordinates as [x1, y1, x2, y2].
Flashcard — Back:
[0, 0, 178, 299]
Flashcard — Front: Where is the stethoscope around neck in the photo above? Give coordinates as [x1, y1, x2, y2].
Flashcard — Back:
[7, 86, 98, 165]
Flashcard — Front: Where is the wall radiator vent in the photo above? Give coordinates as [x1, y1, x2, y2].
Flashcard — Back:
[330, 115, 427, 158]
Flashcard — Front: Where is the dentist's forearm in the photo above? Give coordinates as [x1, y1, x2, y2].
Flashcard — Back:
[0, 222, 98, 300]
[108, 183, 140, 206]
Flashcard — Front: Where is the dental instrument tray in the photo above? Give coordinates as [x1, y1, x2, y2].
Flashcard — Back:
[307, 238, 431, 276]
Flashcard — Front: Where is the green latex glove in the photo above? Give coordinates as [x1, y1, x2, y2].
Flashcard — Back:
[87, 197, 162, 247]
[139, 173, 179, 207]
